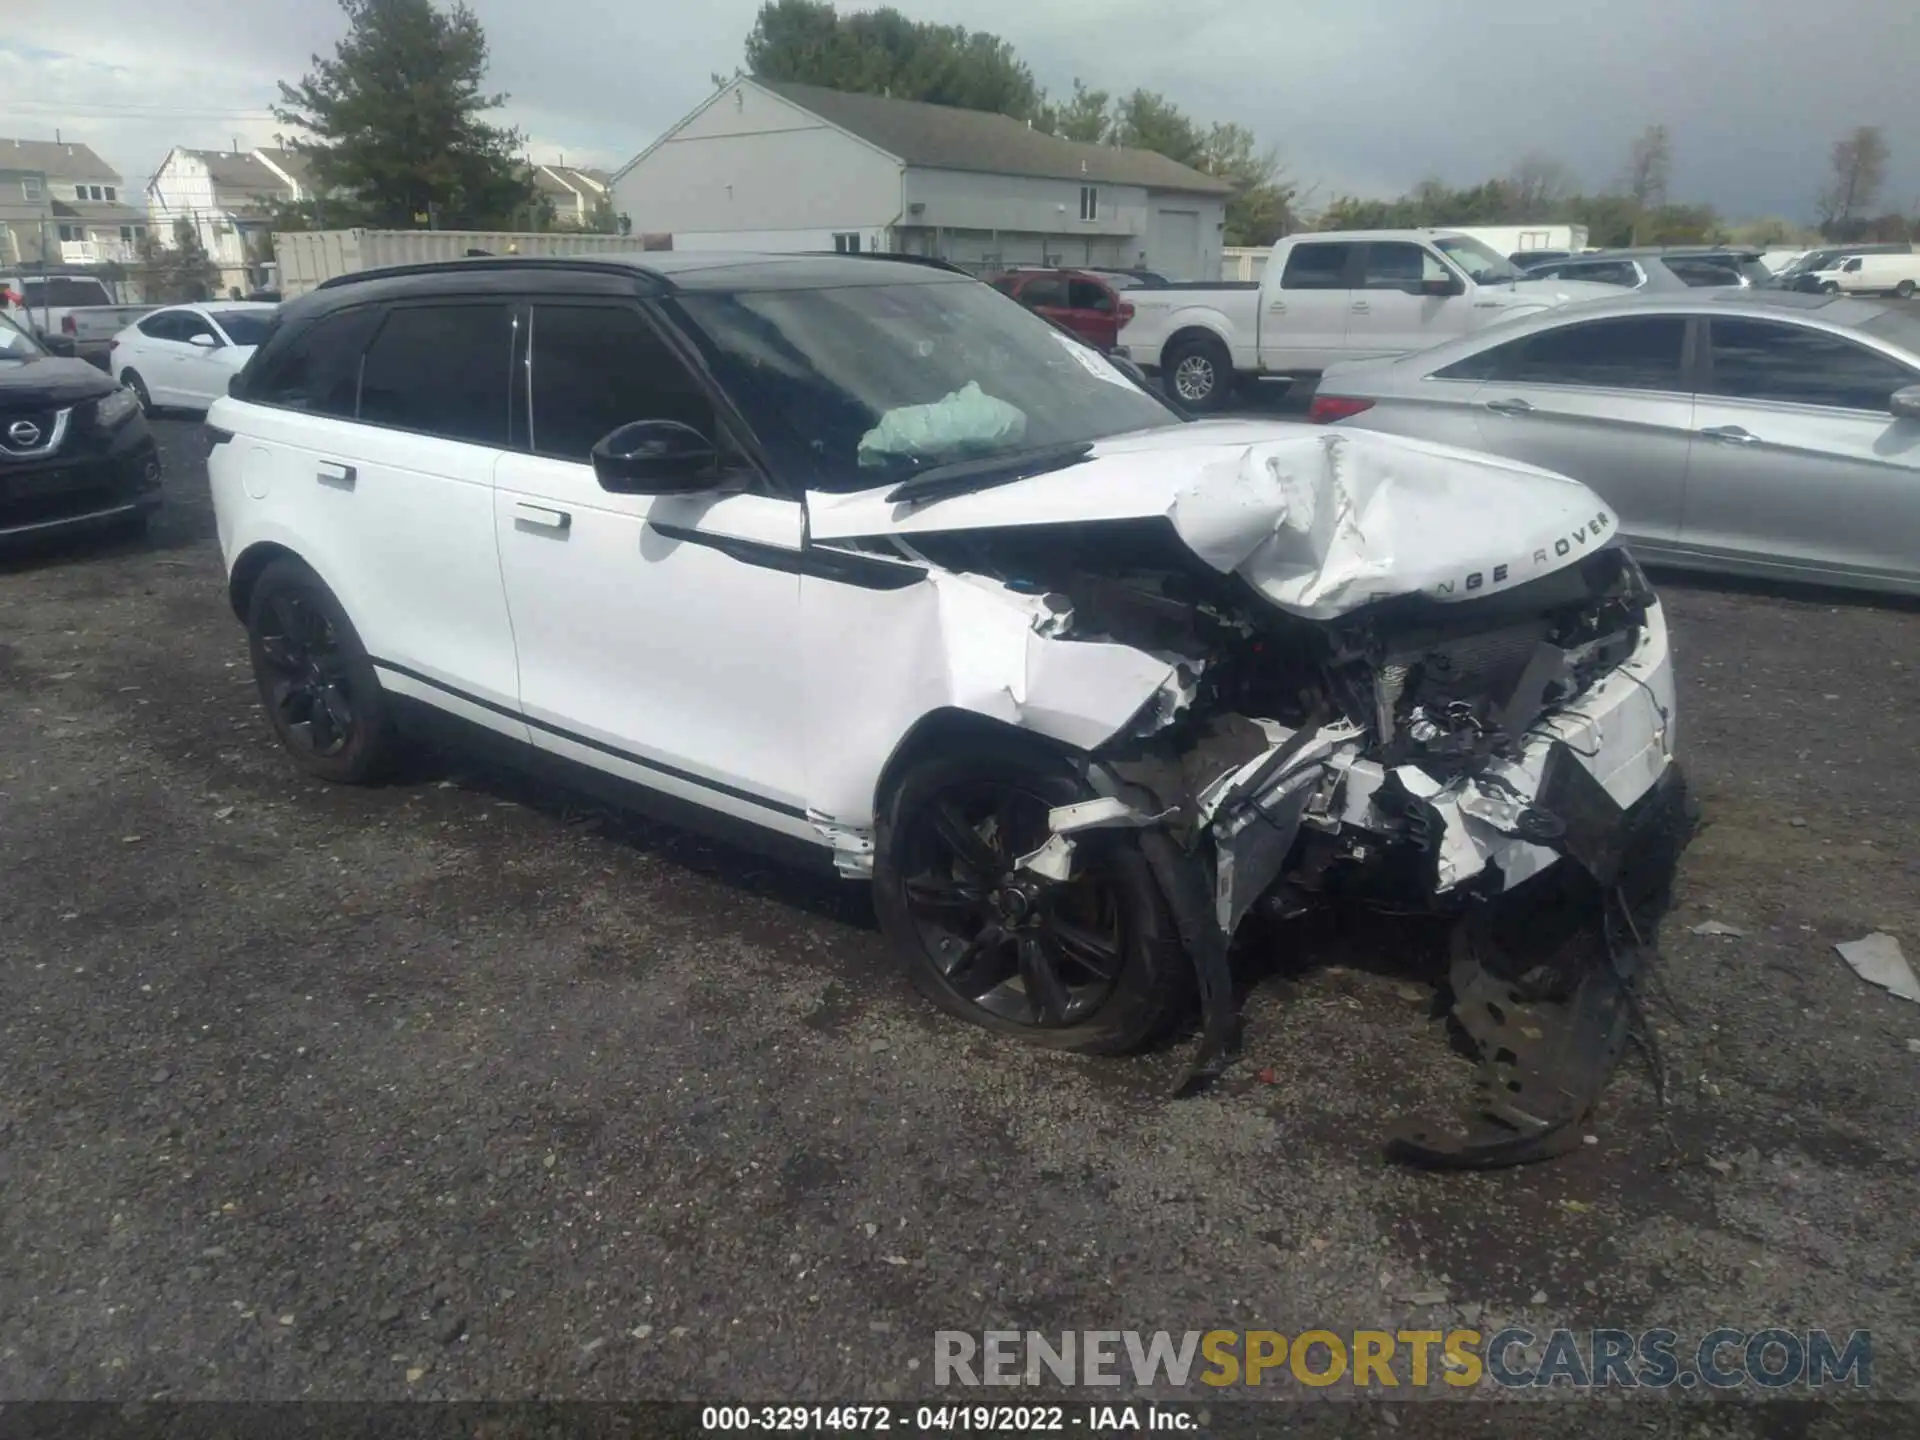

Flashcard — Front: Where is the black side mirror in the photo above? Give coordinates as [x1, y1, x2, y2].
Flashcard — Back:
[1419, 276, 1464, 298]
[590, 419, 719, 494]
[1107, 352, 1150, 387]
[1890, 384, 1920, 421]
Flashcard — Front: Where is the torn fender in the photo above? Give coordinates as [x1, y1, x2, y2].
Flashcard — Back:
[807, 425, 1620, 620]
[797, 562, 1191, 854]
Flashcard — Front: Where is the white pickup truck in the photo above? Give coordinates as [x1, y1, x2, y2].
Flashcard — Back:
[0, 274, 154, 370]
[1117, 229, 1620, 410]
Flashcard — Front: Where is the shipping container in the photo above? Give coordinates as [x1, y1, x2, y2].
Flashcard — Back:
[271, 229, 668, 297]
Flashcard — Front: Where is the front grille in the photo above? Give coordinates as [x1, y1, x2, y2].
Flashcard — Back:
[1389, 618, 1552, 715]
[0, 405, 68, 460]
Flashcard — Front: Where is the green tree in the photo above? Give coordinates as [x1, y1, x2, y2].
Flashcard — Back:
[274, 0, 535, 230]
[1111, 89, 1205, 168]
[132, 220, 221, 303]
[1816, 126, 1890, 238]
[1201, 122, 1297, 245]
[1042, 79, 1112, 143]
[744, 0, 1045, 120]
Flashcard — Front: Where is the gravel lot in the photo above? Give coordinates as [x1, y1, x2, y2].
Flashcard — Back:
[3, 417, 1917, 1431]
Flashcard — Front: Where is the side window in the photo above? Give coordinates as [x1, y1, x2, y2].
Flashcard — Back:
[1280, 242, 1354, 290]
[1666, 259, 1739, 288]
[529, 304, 718, 462]
[1431, 338, 1523, 383]
[1019, 276, 1068, 308]
[1358, 243, 1443, 290]
[137, 311, 180, 341]
[243, 306, 383, 416]
[1066, 279, 1114, 313]
[990, 276, 1021, 297]
[1708, 319, 1916, 412]
[358, 303, 512, 444]
[1563, 261, 1640, 288]
[1504, 316, 1685, 391]
[177, 312, 219, 344]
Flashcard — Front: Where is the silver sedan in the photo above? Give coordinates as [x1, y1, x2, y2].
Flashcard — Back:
[1306, 290, 1920, 596]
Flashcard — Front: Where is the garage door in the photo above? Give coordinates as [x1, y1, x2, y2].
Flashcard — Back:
[1153, 209, 1202, 280]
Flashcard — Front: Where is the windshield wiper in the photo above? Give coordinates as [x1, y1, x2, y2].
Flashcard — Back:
[884, 441, 1095, 505]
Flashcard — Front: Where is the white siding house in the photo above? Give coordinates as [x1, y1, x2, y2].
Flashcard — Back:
[146, 148, 316, 294]
[611, 80, 1232, 280]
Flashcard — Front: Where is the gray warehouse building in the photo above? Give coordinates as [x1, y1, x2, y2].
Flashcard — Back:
[610, 79, 1232, 280]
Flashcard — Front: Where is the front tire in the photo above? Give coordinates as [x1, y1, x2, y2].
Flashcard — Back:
[1821, 281, 1841, 294]
[873, 733, 1189, 1054]
[1897, 279, 1916, 299]
[246, 557, 396, 784]
[121, 369, 153, 415]
[1164, 334, 1235, 412]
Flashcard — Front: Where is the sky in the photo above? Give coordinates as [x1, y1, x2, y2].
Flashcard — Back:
[6, 0, 1919, 224]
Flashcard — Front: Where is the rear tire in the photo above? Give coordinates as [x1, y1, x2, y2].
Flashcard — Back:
[1898, 279, 1916, 299]
[245, 556, 396, 784]
[1820, 281, 1841, 294]
[121, 370, 153, 415]
[873, 732, 1190, 1054]
[1163, 334, 1235, 413]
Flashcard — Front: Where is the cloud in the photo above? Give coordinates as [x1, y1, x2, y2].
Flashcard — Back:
[6, 0, 1918, 219]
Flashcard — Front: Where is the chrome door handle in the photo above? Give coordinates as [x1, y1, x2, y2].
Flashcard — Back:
[1700, 425, 1758, 445]
[1267, 302, 1286, 313]
[513, 501, 571, 533]
[1350, 301, 1370, 312]
[317, 460, 355, 487]
[1483, 397, 1534, 416]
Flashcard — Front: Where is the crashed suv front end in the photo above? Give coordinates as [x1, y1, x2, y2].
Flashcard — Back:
[811, 423, 1690, 1168]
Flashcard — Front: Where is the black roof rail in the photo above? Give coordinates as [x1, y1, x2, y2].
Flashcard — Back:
[791, 250, 975, 277]
[311, 254, 649, 292]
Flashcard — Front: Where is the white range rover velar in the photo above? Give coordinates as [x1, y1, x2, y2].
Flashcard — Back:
[208, 253, 1692, 1168]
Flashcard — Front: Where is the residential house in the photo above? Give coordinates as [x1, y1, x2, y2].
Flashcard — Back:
[529, 163, 614, 229]
[146, 147, 316, 294]
[0, 137, 148, 267]
[610, 80, 1233, 279]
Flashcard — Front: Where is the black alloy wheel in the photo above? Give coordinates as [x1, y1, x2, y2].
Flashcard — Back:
[255, 590, 357, 760]
[245, 557, 394, 783]
[873, 736, 1188, 1054]
[896, 777, 1127, 1028]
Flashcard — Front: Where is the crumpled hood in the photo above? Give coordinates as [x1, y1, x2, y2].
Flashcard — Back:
[807, 422, 1621, 619]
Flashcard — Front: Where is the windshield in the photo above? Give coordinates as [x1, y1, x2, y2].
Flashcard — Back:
[1433, 235, 1524, 284]
[0, 310, 46, 360]
[210, 309, 274, 346]
[673, 278, 1176, 491]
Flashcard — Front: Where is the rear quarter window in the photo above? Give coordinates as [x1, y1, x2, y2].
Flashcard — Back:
[238, 305, 381, 417]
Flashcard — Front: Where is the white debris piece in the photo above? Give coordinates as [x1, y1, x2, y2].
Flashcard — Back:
[1835, 933, 1920, 1004]
[1689, 920, 1748, 938]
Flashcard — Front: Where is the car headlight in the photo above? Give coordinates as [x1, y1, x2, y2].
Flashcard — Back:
[94, 386, 140, 427]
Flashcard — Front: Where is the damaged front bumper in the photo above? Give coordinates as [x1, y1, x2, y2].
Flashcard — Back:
[1022, 598, 1689, 1161]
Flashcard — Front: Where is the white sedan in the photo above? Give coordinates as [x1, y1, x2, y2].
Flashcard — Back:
[110, 302, 276, 413]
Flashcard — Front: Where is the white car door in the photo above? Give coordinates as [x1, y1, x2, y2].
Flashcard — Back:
[1346, 241, 1460, 359]
[132, 310, 194, 404]
[1683, 315, 1920, 585]
[173, 309, 238, 408]
[237, 299, 527, 736]
[492, 300, 812, 838]
[1259, 239, 1355, 371]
